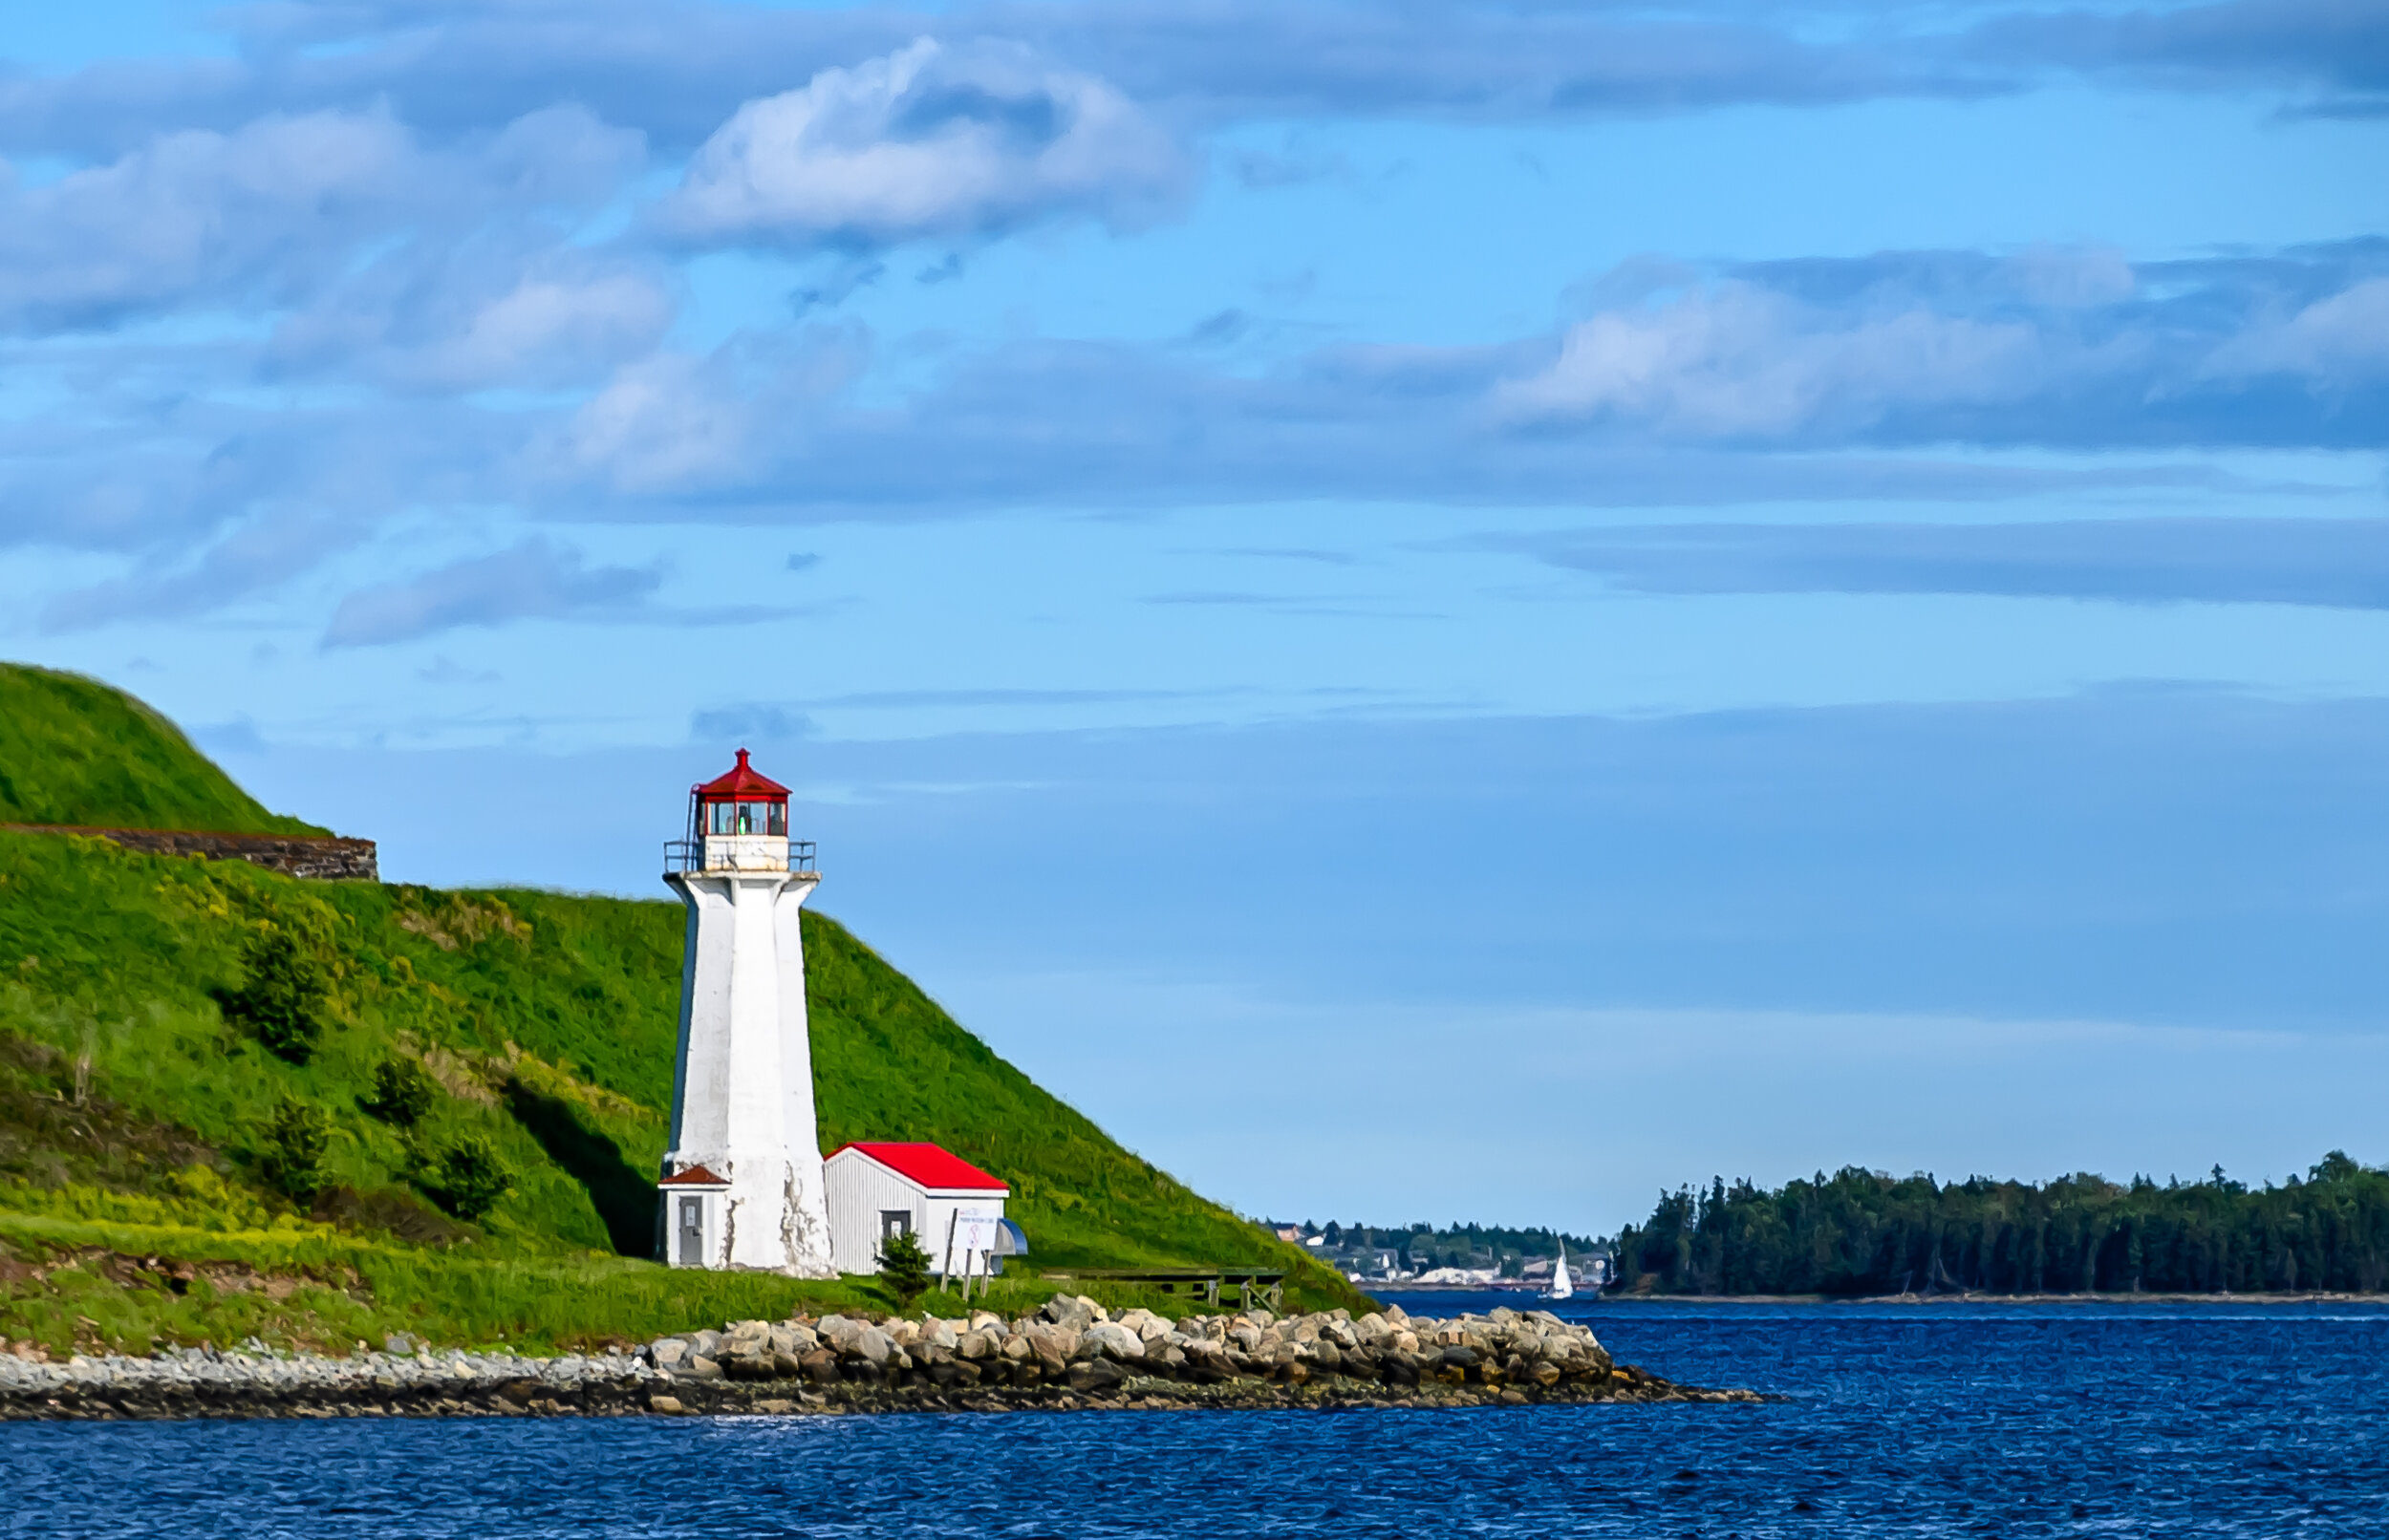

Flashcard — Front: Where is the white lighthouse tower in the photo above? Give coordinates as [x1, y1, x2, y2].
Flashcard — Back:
[656, 750, 836, 1275]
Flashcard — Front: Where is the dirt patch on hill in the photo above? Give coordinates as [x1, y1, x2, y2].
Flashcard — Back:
[0, 1034, 222, 1194]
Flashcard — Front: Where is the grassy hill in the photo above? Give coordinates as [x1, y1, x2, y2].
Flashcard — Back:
[0, 664, 1355, 1355]
[0, 665, 323, 835]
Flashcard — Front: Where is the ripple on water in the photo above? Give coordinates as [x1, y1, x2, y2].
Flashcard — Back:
[6, 1300, 2386, 1538]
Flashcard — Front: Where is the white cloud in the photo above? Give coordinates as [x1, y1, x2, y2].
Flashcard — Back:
[660, 38, 1188, 246]
[544, 331, 864, 496]
[2203, 276, 2389, 385]
[269, 255, 677, 392]
[1496, 282, 2046, 437]
[322, 539, 663, 647]
[0, 110, 418, 330]
[555, 353, 762, 494]
[40, 510, 365, 632]
[0, 101, 648, 341]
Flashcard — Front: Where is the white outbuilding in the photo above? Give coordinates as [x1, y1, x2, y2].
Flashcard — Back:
[824, 1142, 1020, 1278]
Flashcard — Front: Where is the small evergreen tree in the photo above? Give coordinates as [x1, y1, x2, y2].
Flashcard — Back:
[216, 929, 328, 1064]
[420, 1134, 511, 1222]
[361, 1055, 440, 1126]
[259, 1095, 333, 1205]
[877, 1229, 933, 1304]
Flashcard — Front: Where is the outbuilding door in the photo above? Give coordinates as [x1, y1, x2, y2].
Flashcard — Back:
[678, 1196, 704, 1266]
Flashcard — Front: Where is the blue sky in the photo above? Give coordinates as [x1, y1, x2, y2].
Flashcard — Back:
[4, 1, 2384, 1233]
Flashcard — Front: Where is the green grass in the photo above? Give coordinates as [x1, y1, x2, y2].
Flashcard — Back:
[0, 666, 1361, 1349]
[0, 664, 322, 835]
[0, 1198, 1251, 1358]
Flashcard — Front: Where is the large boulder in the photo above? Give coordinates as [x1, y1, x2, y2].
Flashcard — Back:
[1079, 1322, 1146, 1361]
[1041, 1295, 1098, 1332]
[814, 1315, 863, 1354]
[721, 1348, 781, 1381]
[1115, 1309, 1170, 1343]
[1022, 1323, 1075, 1371]
[1066, 1358, 1126, 1394]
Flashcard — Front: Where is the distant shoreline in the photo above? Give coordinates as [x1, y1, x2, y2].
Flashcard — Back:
[1369, 1285, 2389, 1305]
[1564, 1291, 2389, 1305]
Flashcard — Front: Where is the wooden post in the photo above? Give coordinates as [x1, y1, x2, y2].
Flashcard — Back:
[940, 1210, 959, 1293]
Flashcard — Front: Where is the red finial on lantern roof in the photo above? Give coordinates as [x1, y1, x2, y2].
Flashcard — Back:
[694, 747, 790, 802]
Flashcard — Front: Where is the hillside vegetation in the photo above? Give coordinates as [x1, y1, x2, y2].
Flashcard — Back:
[0, 665, 322, 835]
[0, 666, 1354, 1355]
[1615, 1161, 2389, 1296]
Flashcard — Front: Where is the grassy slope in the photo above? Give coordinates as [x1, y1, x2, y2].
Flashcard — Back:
[0, 672, 1356, 1351]
[0, 665, 322, 835]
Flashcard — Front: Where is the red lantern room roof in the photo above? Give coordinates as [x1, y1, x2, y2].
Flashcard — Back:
[693, 748, 789, 802]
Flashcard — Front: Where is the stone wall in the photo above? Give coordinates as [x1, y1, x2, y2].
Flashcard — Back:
[0, 824, 378, 882]
[0, 1302, 1762, 1421]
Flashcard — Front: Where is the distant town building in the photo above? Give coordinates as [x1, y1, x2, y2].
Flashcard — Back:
[1412, 1266, 1503, 1286]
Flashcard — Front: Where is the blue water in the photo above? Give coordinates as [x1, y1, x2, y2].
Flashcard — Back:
[10, 1295, 2387, 1537]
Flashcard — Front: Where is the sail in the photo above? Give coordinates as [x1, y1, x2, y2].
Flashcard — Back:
[1550, 1240, 1575, 1299]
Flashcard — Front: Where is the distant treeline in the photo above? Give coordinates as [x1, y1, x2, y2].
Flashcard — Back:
[1613, 1154, 2389, 1296]
[1274, 1220, 1605, 1266]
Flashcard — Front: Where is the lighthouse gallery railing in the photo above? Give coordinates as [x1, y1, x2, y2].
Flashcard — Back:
[663, 839, 817, 875]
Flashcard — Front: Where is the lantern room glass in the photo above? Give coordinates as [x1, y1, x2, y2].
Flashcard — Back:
[706, 800, 786, 836]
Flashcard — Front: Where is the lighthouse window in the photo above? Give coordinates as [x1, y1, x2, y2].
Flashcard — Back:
[704, 799, 787, 835]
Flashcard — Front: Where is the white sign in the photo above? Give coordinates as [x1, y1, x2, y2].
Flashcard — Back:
[948, 1213, 1001, 1254]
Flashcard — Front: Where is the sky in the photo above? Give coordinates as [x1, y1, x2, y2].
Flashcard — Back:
[2, 0, 2384, 1236]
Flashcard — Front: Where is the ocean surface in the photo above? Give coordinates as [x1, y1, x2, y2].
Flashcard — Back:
[11, 1294, 2386, 1537]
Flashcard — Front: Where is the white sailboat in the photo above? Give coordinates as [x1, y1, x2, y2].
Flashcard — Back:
[1548, 1240, 1575, 1300]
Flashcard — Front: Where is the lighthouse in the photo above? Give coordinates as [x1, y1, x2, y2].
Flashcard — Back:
[656, 749, 836, 1275]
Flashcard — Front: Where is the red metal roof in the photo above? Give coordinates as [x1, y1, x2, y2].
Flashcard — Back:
[658, 1164, 728, 1187]
[829, 1143, 1009, 1192]
[693, 748, 789, 802]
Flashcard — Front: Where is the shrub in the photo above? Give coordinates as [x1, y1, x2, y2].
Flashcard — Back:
[258, 1096, 333, 1205]
[215, 929, 328, 1064]
[361, 1055, 440, 1127]
[420, 1134, 512, 1222]
[876, 1228, 933, 1304]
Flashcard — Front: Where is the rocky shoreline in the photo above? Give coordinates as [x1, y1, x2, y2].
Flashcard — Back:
[0, 1298, 1759, 1421]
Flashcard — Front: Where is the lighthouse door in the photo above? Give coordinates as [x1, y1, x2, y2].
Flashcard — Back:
[677, 1197, 704, 1266]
